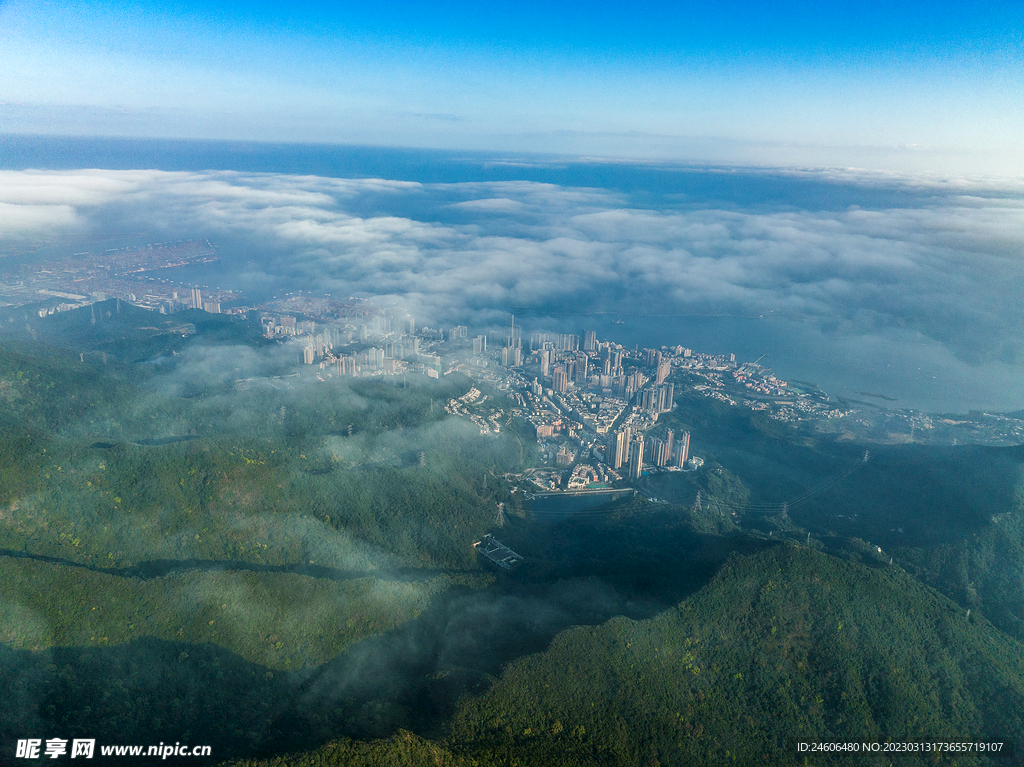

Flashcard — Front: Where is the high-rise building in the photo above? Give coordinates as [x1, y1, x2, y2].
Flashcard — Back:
[656, 361, 671, 384]
[665, 430, 674, 465]
[584, 330, 597, 351]
[640, 383, 674, 412]
[553, 366, 568, 393]
[335, 356, 356, 376]
[315, 334, 325, 359]
[575, 352, 589, 384]
[473, 335, 487, 355]
[605, 432, 617, 468]
[303, 344, 315, 365]
[607, 427, 631, 469]
[539, 349, 551, 377]
[647, 436, 667, 466]
[405, 317, 416, 335]
[640, 387, 658, 411]
[628, 435, 644, 480]
[190, 288, 202, 310]
[675, 431, 691, 467]
[625, 377, 639, 402]
[658, 383, 674, 412]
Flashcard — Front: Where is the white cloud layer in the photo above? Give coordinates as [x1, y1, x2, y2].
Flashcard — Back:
[2, 168, 1023, 378]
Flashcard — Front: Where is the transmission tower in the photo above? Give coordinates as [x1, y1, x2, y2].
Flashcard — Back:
[419, 451, 426, 467]
[692, 490, 702, 512]
[496, 502, 505, 527]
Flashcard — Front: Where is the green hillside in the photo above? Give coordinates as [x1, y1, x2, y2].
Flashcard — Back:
[215, 545, 1024, 766]
[219, 732, 476, 767]
[447, 545, 1023, 766]
[3, 334, 1024, 767]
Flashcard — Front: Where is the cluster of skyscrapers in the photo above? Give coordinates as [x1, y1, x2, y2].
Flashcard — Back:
[186, 287, 221, 314]
[274, 309, 700, 484]
[639, 383, 674, 413]
[606, 427, 690, 480]
[288, 311, 424, 376]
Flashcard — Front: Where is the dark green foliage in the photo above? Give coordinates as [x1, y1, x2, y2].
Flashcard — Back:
[0, 340, 525, 571]
[447, 545, 1024, 766]
[506, 498, 766, 604]
[4, 334, 1024, 767]
[24, 299, 273, 361]
[1, 639, 288, 766]
[0, 557, 480, 669]
[898, 501, 1024, 641]
[219, 733, 476, 767]
[654, 386, 1024, 644]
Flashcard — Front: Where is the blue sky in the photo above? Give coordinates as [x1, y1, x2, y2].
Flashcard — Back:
[1, 0, 1023, 172]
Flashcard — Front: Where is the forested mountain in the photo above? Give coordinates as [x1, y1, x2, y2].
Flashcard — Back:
[2, 327, 1023, 766]
[223, 545, 1024, 766]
